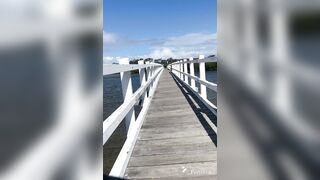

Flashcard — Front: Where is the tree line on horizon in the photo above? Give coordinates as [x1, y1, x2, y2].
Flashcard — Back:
[129, 55, 217, 71]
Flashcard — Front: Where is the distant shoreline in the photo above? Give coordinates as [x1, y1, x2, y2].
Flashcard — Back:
[104, 62, 217, 75]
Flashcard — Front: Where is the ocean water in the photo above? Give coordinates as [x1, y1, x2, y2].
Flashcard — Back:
[103, 73, 141, 120]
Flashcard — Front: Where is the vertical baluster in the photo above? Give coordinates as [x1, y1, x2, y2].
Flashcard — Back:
[138, 60, 148, 105]
[145, 61, 151, 97]
[119, 58, 136, 134]
[175, 63, 178, 76]
[177, 63, 179, 77]
[176, 63, 177, 76]
[149, 64, 154, 96]
[173, 64, 178, 76]
[172, 63, 175, 75]
[271, 8, 291, 113]
[171, 64, 174, 74]
[150, 65, 156, 96]
[181, 60, 184, 80]
[176, 61, 179, 78]
[189, 57, 196, 91]
[178, 63, 180, 77]
[184, 59, 188, 84]
[150, 62, 155, 96]
[199, 55, 207, 99]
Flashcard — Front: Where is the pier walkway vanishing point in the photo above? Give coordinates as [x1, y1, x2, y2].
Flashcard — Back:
[104, 55, 217, 179]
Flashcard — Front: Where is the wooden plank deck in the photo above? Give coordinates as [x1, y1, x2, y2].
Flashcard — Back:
[124, 69, 217, 179]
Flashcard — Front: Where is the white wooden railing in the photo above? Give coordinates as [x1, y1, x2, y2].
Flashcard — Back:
[168, 55, 217, 114]
[103, 58, 163, 177]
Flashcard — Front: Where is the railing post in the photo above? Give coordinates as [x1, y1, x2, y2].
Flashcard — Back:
[179, 60, 184, 81]
[119, 58, 136, 134]
[184, 59, 188, 84]
[172, 63, 175, 75]
[138, 60, 148, 105]
[189, 57, 196, 91]
[171, 63, 173, 73]
[149, 62, 155, 97]
[151, 64, 154, 78]
[176, 63, 178, 76]
[145, 61, 151, 97]
[178, 61, 180, 79]
[271, 9, 291, 113]
[177, 62, 180, 77]
[199, 55, 207, 99]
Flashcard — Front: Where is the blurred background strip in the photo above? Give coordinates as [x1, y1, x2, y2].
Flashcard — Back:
[218, 0, 320, 179]
[0, 0, 102, 179]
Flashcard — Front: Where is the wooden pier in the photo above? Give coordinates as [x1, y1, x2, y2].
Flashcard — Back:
[124, 70, 217, 179]
[104, 57, 217, 179]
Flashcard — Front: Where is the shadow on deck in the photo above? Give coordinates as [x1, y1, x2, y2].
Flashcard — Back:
[170, 71, 217, 146]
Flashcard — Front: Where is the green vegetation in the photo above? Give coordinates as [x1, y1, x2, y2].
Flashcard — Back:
[194, 62, 217, 71]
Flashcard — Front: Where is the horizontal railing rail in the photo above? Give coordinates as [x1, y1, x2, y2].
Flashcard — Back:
[103, 68, 162, 142]
[175, 70, 217, 92]
[103, 58, 163, 177]
[168, 55, 217, 113]
[103, 63, 162, 75]
[171, 56, 217, 64]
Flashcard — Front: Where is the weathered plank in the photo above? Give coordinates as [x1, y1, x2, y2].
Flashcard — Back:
[125, 69, 217, 179]
[134, 136, 214, 147]
[132, 141, 216, 157]
[129, 152, 217, 167]
[125, 162, 217, 179]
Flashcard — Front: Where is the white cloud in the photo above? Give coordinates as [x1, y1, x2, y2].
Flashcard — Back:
[164, 33, 217, 47]
[103, 31, 217, 60]
[149, 48, 175, 59]
[149, 32, 217, 59]
[103, 31, 118, 45]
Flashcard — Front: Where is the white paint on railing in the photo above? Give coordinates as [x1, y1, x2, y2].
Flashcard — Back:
[184, 59, 188, 84]
[103, 67, 162, 143]
[138, 60, 148, 105]
[177, 70, 217, 92]
[168, 55, 217, 113]
[172, 56, 217, 64]
[109, 67, 163, 177]
[119, 58, 136, 134]
[103, 60, 163, 178]
[105, 55, 216, 177]
[189, 57, 196, 91]
[199, 55, 207, 99]
[146, 61, 153, 96]
[103, 64, 161, 75]
[180, 60, 183, 80]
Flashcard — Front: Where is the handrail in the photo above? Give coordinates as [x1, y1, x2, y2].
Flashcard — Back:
[171, 56, 217, 65]
[103, 58, 163, 177]
[175, 70, 217, 92]
[103, 67, 162, 143]
[168, 55, 217, 113]
[103, 63, 162, 75]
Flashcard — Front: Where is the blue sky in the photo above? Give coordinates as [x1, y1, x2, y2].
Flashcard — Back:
[104, 0, 217, 63]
